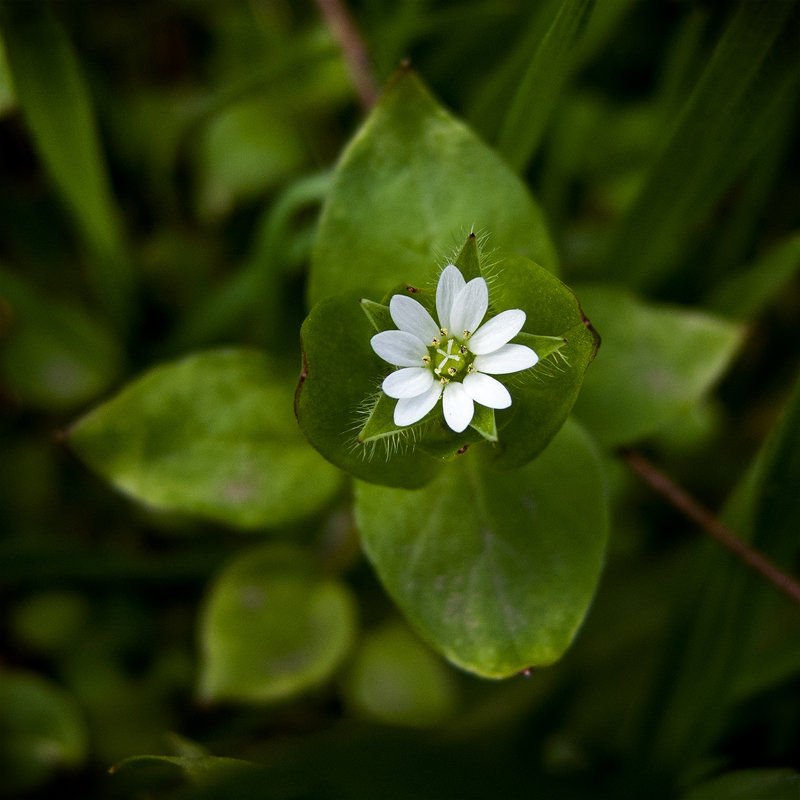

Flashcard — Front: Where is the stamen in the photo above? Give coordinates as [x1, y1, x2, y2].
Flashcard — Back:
[447, 366, 457, 376]
[422, 355, 431, 364]
[440, 327, 448, 336]
[467, 364, 475, 373]
[459, 345, 467, 354]
[463, 330, 471, 339]
[431, 337, 440, 347]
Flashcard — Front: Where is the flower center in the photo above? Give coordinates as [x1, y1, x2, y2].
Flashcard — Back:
[426, 336, 475, 383]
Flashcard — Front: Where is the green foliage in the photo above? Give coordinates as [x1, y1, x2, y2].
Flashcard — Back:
[197, 545, 357, 704]
[69, 350, 343, 528]
[2, 1, 800, 798]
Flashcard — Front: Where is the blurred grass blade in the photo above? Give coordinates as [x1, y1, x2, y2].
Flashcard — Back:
[496, 0, 595, 173]
[0, 3, 132, 324]
[707, 233, 800, 319]
[603, 0, 800, 289]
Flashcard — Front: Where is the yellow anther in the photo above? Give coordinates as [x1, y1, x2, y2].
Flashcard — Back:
[447, 366, 457, 376]
[431, 337, 440, 347]
[440, 327, 448, 336]
[463, 330, 471, 339]
[459, 345, 467, 354]
[422, 355, 431, 364]
[467, 364, 475, 373]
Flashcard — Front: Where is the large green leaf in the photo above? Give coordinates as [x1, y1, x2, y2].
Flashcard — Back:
[197, 545, 357, 703]
[0, 3, 132, 322]
[355, 420, 607, 678]
[572, 285, 743, 447]
[69, 349, 343, 529]
[308, 67, 557, 306]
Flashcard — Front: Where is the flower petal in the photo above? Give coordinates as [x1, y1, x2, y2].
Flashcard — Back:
[435, 264, 465, 331]
[463, 372, 512, 409]
[394, 382, 443, 426]
[382, 367, 435, 399]
[389, 295, 440, 343]
[370, 330, 428, 366]
[474, 344, 539, 374]
[450, 277, 488, 337]
[468, 309, 526, 355]
[442, 381, 474, 433]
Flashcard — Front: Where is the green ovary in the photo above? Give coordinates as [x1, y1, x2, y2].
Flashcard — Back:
[429, 337, 475, 382]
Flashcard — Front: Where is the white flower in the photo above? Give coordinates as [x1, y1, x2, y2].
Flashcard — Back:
[370, 264, 539, 433]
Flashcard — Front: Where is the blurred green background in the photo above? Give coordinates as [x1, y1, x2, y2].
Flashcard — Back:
[1, 1, 799, 798]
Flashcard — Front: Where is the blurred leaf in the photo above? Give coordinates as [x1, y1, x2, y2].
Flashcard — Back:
[69, 349, 343, 529]
[572, 285, 743, 447]
[497, 0, 594, 172]
[601, 0, 800, 289]
[0, 671, 88, 796]
[707, 233, 800, 319]
[682, 769, 800, 800]
[342, 621, 458, 727]
[355, 420, 608, 678]
[198, 544, 357, 703]
[0, 3, 132, 322]
[308, 67, 558, 306]
[0, 267, 123, 411]
[194, 95, 307, 220]
[110, 754, 256, 791]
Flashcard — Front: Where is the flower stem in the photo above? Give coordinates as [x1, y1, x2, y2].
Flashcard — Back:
[621, 449, 800, 606]
[313, 0, 379, 111]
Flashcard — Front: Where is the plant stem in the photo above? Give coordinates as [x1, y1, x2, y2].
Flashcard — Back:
[621, 449, 800, 606]
[313, 0, 380, 111]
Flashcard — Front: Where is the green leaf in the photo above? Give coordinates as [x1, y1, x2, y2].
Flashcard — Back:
[0, 671, 88, 795]
[572, 285, 743, 447]
[0, 266, 123, 411]
[355, 420, 608, 678]
[198, 545, 357, 703]
[682, 770, 800, 800]
[602, 0, 800, 289]
[482, 255, 600, 468]
[497, 0, 595, 172]
[308, 67, 558, 306]
[0, 3, 133, 323]
[296, 292, 441, 488]
[342, 621, 458, 727]
[69, 349, 343, 529]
